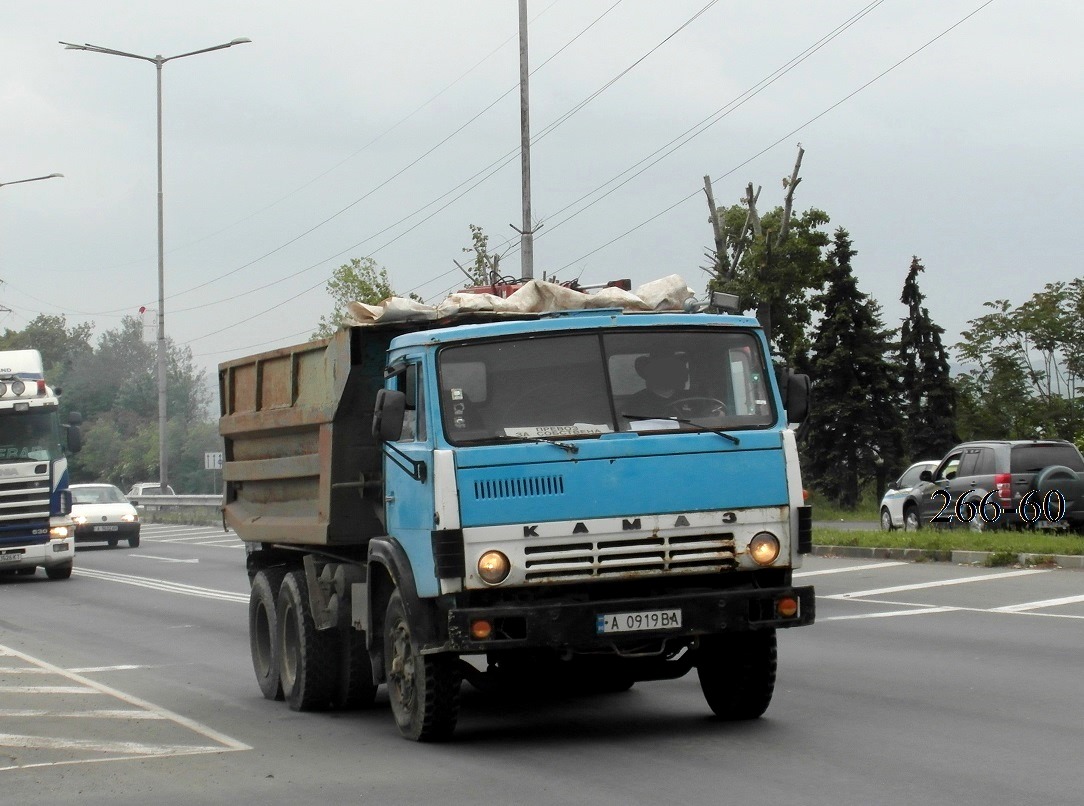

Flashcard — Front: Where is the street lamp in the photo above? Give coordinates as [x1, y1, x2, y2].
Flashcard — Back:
[61, 37, 250, 490]
[0, 173, 64, 189]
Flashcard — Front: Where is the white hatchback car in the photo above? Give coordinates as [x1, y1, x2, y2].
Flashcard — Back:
[879, 460, 939, 531]
[70, 483, 141, 548]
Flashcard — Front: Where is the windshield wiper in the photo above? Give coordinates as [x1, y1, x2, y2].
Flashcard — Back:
[621, 413, 740, 445]
[484, 434, 580, 454]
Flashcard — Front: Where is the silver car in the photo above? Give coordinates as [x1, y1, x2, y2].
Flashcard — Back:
[880, 460, 939, 531]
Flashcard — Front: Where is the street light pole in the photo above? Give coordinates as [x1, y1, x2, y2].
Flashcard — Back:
[61, 38, 250, 490]
[0, 173, 64, 190]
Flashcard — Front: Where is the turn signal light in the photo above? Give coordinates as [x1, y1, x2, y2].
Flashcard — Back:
[776, 597, 799, 618]
[470, 619, 493, 640]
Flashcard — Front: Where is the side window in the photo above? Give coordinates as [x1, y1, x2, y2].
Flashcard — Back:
[957, 449, 982, 478]
[397, 363, 426, 443]
[973, 448, 995, 476]
[936, 452, 963, 481]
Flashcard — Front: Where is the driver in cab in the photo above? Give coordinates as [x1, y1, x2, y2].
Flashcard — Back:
[626, 352, 688, 414]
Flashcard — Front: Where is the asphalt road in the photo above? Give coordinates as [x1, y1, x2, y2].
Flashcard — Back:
[1, 524, 1082, 805]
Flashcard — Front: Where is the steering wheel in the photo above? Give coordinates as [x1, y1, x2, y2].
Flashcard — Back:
[668, 397, 727, 418]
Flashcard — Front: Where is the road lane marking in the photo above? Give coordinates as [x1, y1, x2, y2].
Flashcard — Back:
[820, 606, 961, 621]
[822, 568, 1049, 599]
[796, 561, 907, 577]
[990, 593, 1084, 612]
[73, 568, 247, 603]
[0, 642, 250, 771]
[0, 709, 168, 719]
[128, 554, 200, 563]
[0, 686, 102, 694]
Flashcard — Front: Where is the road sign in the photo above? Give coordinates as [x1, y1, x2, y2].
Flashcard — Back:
[205, 451, 224, 471]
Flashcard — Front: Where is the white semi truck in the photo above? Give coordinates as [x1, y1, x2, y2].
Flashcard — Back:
[0, 350, 82, 579]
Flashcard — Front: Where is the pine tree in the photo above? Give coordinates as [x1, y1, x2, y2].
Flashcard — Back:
[898, 257, 957, 460]
[803, 229, 902, 508]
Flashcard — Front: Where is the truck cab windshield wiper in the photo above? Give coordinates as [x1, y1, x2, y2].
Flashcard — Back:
[484, 434, 581, 454]
[621, 413, 740, 445]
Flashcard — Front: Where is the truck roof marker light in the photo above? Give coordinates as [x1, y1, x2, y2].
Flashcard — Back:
[749, 533, 780, 566]
[478, 550, 511, 585]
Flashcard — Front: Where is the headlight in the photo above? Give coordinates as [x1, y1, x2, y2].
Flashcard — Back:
[748, 532, 780, 566]
[72, 515, 88, 525]
[477, 550, 511, 585]
[50, 525, 71, 539]
[122, 513, 137, 523]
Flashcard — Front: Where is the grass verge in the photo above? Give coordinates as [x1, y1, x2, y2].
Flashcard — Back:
[815, 527, 1084, 556]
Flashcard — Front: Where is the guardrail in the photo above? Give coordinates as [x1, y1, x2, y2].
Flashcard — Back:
[127, 494, 223, 508]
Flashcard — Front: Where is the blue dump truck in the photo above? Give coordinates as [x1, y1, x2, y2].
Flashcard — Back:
[220, 286, 814, 741]
[0, 349, 82, 580]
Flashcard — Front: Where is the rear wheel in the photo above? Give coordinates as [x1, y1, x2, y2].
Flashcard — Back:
[249, 566, 289, 701]
[45, 562, 73, 581]
[277, 569, 339, 711]
[384, 590, 461, 741]
[128, 534, 140, 548]
[697, 629, 776, 720]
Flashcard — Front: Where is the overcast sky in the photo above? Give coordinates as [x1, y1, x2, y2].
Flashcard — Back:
[2, 1, 1080, 382]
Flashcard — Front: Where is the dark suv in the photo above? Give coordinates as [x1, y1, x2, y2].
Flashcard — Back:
[908, 440, 1084, 532]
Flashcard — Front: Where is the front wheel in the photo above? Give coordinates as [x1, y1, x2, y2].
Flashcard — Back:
[384, 590, 461, 741]
[128, 534, 140, 548]
[45, 562, 73, 580]
[903, 505, 921, 532]
[880, 507, 894, 531]
[697, 629, 776, 720]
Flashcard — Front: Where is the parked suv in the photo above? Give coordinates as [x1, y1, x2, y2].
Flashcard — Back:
[908, 440, 1084, 532]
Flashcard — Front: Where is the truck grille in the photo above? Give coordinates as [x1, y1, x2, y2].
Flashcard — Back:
[523, 532, 736, 581]
[0, 475, 51, 522]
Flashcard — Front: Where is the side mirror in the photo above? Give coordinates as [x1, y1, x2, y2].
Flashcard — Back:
[785, 372, 810, 424]
[887, 480, 899, 491]
[919, 470, 933, 482]
[372, 389, 406, 442]
[68, 411, 83, 425]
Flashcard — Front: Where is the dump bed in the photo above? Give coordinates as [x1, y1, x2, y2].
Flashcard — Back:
[219, 327, 393, 547]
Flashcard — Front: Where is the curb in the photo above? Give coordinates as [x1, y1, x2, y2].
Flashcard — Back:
[812, 545, 1084, 570]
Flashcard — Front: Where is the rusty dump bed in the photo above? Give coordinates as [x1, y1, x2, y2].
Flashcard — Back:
[219, 311, 537, 547]
[219, 326, 395, 547]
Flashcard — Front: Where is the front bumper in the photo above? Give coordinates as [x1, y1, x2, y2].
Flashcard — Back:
[74, 522, 140, 543]
[437, 584, 815, 653]
[0, 539, 74, 571]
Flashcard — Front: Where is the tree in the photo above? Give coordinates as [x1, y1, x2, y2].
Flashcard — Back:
[313, 257, 396, 338]
[456, 224, 507, 286]
[898, 257, 956, 460]
[802, 229, 902, 508]
[956, 279, 1084, 440]
[0, 314, 92, 375]
[704, 150, 829, 368]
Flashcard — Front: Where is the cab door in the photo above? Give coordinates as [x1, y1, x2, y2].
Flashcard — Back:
[382, 360, 439, 597]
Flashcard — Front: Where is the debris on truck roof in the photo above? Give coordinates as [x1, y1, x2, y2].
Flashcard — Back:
[343, 274, 696, 325]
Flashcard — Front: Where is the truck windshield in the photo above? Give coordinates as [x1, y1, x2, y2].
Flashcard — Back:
[0, 411, 63, 462]
[437, 329, 775, 445]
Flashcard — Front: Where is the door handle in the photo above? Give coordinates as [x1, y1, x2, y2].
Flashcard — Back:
[385, 494, 396, 504]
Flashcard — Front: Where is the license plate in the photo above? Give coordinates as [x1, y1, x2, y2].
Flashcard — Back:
[596, 609, 682, 634]
[93, 525, 119, 532]
[0, 553, 20, 562]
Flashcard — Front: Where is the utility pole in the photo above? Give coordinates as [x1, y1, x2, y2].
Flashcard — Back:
[517, 0, 535, 278]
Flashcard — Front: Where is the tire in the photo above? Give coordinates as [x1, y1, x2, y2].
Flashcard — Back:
[128, 534, 140, 548]
[384, 590, 461, 741]
[277, 569, 339, 711]
[903, 504, 921, 532]
[334, 627, 377, 710]
[45, 562, 73, 581]
[107, 539, 118, 548]
[880, 507, 894, 532]
[1032, 466, 1083, 523]
[697, 629, 776, 720]
[249, 566, 289, 701]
